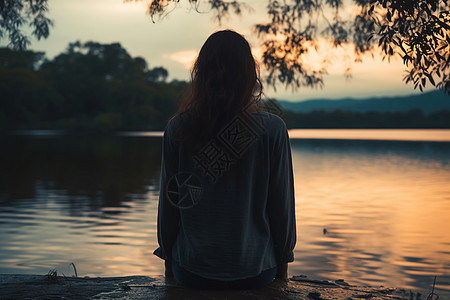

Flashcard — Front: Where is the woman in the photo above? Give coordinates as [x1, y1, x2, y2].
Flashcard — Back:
[154, 30, 296, 289]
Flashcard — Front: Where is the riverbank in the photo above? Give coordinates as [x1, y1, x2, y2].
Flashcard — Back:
[0, 274, 421, 299]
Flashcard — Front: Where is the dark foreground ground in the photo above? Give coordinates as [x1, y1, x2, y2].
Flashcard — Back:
[0, 274, 425, 299]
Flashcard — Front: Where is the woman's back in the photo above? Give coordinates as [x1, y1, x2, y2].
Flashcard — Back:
[154, 29, 296, 288]
[155, 109, 296, 280]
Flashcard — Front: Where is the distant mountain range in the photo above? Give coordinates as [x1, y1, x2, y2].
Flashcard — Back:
[277, 90, 450, 115]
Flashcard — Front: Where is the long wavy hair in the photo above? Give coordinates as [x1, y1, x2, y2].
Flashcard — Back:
[172, 30, 263, 152]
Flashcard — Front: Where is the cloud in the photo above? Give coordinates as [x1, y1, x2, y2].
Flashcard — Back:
[165, 49, 198, 69]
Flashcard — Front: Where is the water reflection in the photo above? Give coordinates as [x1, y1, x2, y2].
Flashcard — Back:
[291, 139, 450, 295]
[0, 135, 162, 208]
[0, 133, 449, 296]
[289, 129, 450, 142]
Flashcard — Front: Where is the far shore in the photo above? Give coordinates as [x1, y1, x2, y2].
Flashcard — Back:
[5, 128, 450, 142]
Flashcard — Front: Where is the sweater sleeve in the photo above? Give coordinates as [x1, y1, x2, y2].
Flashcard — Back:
[267, 120, 297, 265]
[153, 120, 180, 261]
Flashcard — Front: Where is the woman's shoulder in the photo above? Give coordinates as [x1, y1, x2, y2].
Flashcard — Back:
[165, 111, 286, 137]
[165, 113, 183, 131]
[161, 115, 180, 140]
[250, 111, 287, 134]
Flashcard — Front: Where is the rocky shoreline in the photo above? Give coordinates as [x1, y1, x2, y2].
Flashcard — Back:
[0, 274, 421, 299]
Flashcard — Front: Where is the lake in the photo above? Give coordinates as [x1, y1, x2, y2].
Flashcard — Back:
[1, 129, 449, 297]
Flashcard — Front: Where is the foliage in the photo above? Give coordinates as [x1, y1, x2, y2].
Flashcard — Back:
[0, 0, 52, 50]
[1, 41, 448, 132]
[371, 0, 450, 93]
[0, 42, 186, 132]
[0, 47, 52, 129]
[133, 0, 450, 94]
[94, 112, 124, 132]
[2, 0, 448, 93]
[125, 0, 246, 23]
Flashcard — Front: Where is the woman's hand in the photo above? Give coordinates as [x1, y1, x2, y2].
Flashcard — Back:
[275, 263, 288, 280]
[165, 260, 174, 278]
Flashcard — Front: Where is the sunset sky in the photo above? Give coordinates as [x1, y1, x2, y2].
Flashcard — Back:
[1, 0, 435, 101]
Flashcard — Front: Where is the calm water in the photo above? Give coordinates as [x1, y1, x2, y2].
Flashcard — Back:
[1, 130, 449, 296]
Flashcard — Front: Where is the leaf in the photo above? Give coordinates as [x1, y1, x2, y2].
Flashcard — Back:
[425, 73, 436, 86]
[437, 43, 448, 51]
[404, 75, 411, 83]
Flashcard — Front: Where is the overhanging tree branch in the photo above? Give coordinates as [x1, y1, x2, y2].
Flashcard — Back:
[134, 0, 450, 94]
[1, 0, 448, 94]
[0, 0, 53, 50]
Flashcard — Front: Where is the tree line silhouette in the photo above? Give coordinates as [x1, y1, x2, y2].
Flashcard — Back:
[0, 41, 185, 132]
[281, 109, 450, 128]
[1, 41, 449, 132]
